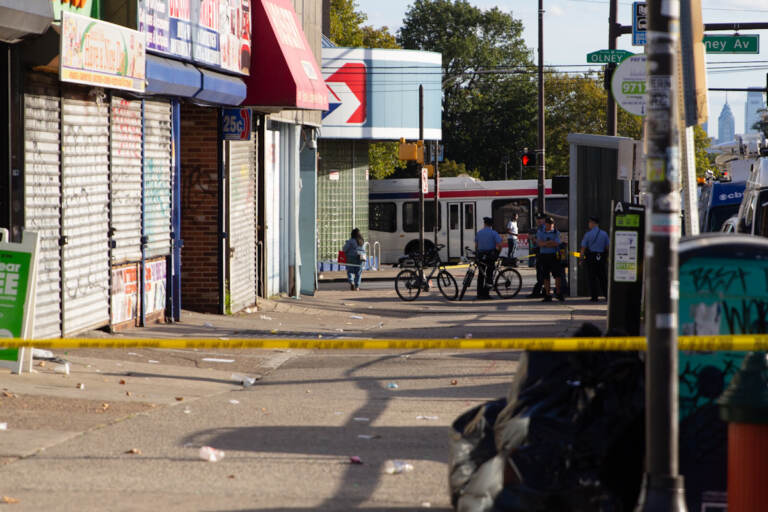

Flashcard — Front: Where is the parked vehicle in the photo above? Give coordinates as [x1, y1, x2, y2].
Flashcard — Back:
[369, 176, 567, 264]
[698, 180, 745, 232]
[721, 216, 739, 233]
[735, 155, 768, 235]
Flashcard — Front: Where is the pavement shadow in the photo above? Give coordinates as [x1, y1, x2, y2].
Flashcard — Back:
[101, 371, 240, 386]
[216, 508, 451, 512]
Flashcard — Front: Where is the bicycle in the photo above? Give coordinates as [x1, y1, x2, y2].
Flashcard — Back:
[394, 244, 459, 301]
[458, 247, 522, 300]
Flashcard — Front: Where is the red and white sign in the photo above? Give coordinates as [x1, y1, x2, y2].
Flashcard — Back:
[421, 168, 429, 194]
[323, 62, 366, 126]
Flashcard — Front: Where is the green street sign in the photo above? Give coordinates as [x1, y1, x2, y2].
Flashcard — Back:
[703, 34, 759, 54]
[586, 49, 634, 64]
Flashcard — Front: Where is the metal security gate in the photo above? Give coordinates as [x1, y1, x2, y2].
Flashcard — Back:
[61, 93, 110, 336]
[227, 139, 256, 313]
[265, 127, 280, 297]
[143, 100, 172, 258]
[109, 97, 142, 263]
[23, 92, 62, 339]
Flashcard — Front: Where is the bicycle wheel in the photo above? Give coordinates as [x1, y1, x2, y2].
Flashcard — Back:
[437, 270, 459, 301]
[458, 267, 475, 301]
[395, 269, 422, 301]
[495, 268, 522, 299]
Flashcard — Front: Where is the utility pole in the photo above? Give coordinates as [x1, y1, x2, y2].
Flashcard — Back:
[607, 0, 618, 136]
[537, 0, 546, 214]
[635, 0, 687, 510]
[419, 85, 425, 260]
[434, 141, 439, 246]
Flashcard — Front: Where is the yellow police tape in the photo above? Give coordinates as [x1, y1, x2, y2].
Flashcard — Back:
[1, 335, 767, 351]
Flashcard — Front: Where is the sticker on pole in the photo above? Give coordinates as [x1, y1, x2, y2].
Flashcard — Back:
[611, 55, 647, 117]
[421, 168, 429, 194]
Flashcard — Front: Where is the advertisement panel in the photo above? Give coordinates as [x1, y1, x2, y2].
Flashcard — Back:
[219, 0, 251, 75]
[60, 12, 146, 93]
[145, 259, 167, 316]
[192, 0, 220, 67]
[110, 264, 139, 326]
[321, 48, 442, 140]
[52, 0, 98, 21]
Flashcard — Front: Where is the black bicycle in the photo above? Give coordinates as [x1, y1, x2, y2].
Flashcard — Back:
[394, 244, 459, 301]
[458, 247, 522, 300]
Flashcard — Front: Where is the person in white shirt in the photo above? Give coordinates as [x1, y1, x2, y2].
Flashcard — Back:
[506, 212, 519, 260]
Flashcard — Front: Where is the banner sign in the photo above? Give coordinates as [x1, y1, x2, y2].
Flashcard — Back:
[51, 0, 98, 21]
[221, 108, 252, 140]
[61, 12, 147, 93]
[138, 0, 250, 75]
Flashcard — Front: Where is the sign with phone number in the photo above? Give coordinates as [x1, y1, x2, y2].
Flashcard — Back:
[221, 108, 252, 140]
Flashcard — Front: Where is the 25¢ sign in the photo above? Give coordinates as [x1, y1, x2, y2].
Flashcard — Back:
[221, 108, 252, 141]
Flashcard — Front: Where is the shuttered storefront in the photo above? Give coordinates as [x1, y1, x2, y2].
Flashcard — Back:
[60, 93, 110, 336]
[227, 139, 256, 312]
[265, 127, 281, 297]
[143, 100, 173, 259]
[23, 92, 62, 339]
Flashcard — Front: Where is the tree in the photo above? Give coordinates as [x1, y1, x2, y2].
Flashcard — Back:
[693, 124, 713, 177]
[399, 1, 537, 180]
[752, 108, 768, 139]
[329, 0, 366, 46]
[368, 141, 403, 179]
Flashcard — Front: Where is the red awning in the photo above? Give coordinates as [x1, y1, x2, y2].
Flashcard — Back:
[244, 0, 328, 110]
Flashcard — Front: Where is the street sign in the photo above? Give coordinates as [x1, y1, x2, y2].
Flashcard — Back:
[221, 108, 252, 141]
[421, 168, 429, 194]
[586, 49, 634, 64]
[611, 54, 647, 117]
[703, 34, 759, 54]
[632, 2, 647, 46]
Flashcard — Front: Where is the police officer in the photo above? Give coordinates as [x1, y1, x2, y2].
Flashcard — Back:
[475, 217, 502, 299]
[580, 216, 610, 301]
[527, 213, 546, 298]
[537, 216, 565, 302]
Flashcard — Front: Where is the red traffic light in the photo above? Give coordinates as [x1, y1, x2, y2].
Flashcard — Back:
[521, 151, 536, 167]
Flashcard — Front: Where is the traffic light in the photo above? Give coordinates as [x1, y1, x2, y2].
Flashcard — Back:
[521, 149, 536, 167]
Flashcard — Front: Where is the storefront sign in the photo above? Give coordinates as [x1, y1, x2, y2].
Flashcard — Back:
[144, 259, 167, 316]
[61, 12, 146, 93]
[139, 0, 249, 75]
[51, 0, 98, 21]
[221, 107, 251, 140]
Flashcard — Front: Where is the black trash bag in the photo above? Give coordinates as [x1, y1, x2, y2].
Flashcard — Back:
[492, 351, 645, 512]
[449, 398, 508, 509]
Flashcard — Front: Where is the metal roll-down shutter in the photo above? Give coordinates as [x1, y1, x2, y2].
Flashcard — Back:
[143, 100, 172, 259]
[227, 139, 256, 313]
[61, 93, 110, 336]
[23, 93, 62, 339]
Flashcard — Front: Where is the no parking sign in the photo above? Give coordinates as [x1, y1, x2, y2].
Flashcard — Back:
[221, 108, 252, 141]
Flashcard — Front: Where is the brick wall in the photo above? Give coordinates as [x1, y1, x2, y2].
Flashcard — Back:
[180, 104, 220, 313]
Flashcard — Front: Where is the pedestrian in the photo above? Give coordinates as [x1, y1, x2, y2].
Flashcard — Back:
[506, 212, 519, 263]
[537, 216, 565, 302]
[342, 228, 365, 291]
[527, 213, 546, 298]
[580, 216, 610, 301]
[475, 217, 502, 300]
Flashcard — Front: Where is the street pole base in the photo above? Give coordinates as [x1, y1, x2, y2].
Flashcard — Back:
[635, 474, 687, 512]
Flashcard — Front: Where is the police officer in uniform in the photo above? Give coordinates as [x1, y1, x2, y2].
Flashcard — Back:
[580, 216, 610, 301]
[527, 213, 546, 298]
[475, 217, 502, 299]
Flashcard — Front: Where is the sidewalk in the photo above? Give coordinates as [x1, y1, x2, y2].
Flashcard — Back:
[318, 263, 537, 282]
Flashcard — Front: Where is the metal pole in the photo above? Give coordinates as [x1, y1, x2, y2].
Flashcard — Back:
[434, 141, 439, 246]
[537, 0, 546, 214]
[607, 0, 618, 136]
[419, 85, 425, 260]
[635, 0, 687, 510]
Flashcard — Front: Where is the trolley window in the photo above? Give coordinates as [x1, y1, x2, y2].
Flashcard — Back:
[369, 202, 396, 232]
[491, 199, 530, 234]
[449, 204, 460, 229]
[403, 201, 442, 232]
[464, 203, 474, 230]
[533, 198, 568, 233]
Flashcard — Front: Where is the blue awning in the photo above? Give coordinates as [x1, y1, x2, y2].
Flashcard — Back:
[146, 55, 201, 98]
[195, 68, 246, 106]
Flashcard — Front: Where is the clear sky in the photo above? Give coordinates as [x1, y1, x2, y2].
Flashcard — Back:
[356, 0, 768, 140]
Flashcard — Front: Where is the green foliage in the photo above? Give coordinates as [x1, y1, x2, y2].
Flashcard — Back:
[753, 108, 768, 139]
[362, 26, 399, 49]
[398, 0, 536, 180]
[437, 160, 481, 179]
[545, 72, 642, 176]
[329, 0, 366, 46]
[368, 142, 403, 179]
[693, 124, 713, 177]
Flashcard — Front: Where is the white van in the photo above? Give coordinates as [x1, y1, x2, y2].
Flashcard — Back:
[736, 156, 768, 235]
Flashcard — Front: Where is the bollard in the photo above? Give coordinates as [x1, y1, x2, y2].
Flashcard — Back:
[717, 351, 768, 512]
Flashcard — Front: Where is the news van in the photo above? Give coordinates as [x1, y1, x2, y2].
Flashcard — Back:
[698, 180, 745, 232]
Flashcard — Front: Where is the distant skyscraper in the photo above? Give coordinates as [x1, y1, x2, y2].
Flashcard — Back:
[745, 91, 766, 133]
[718, 102, 735, 144]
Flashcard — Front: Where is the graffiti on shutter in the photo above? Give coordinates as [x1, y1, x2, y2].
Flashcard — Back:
[227, 139, 255, 313]
[143, 101, 172, 258]
[24, 94, 62, 339]
[61, 95, 110, 336]
[110, 97, 142, 264]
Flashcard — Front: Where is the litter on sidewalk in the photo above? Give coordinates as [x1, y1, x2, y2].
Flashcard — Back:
[353, 417, 370, 422]
[199, 446, 225, 462]
[417, 415, 438, 421]
[202, 358, 235, 363]
[386, 382, 399, 390]
[0, 422, 7, 430]
[383, 460, 414, 474]
[349, 456, 363, 465]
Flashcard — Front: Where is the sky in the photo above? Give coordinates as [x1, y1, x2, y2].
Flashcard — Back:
[356, 0, 768, 140]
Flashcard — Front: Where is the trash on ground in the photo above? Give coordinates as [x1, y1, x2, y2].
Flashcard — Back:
[203, 322, 214, 328]
[357, 434, 381, 440]
[202, 358, 235, 363]
[1, 391, 16, 398]
[400, 355, 410, 359]
[0, 422, 7, 431]
[31, 348, 54, 359]
[306, 389, 312, 394]
[199, 446, 225, 462]
[334, 411, 343, 415]
[270, 329, 278, 334]
[386, 382, 399, 390]
[343, 303, 355, 306]
[350, 315, 364, 320]
[37, 361, 46, 368]
[421, 502, 432, 508]
[231, 374, 257, 387]
[175, 397, 184, 401]
[260, 315, 273, 321]
[54, 362, 71, 375]
[183, 408, 191, 414]
[127, 352, 139, 356]
[119, 379, 126, 385]
[228, 474, 236, 479]
[125, 448, 141, 455]
[244, 307, 257, 314]
[335, 328, 344, 332]
[349, 456, 364, 465]
[228, 399, 240, 405]
[383, 460, 414, 474]
[353, 417, 370, 422]
[451, 379, 458, 386]
[417, 415, 438, 421]
[148, 360, 159, 364]
[101, 403, 110, 411]
[76, 383, 85, 390]
[465, 333, 473, 339]
[0, 496, 19, 504]
[125, 391, 132, 397]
